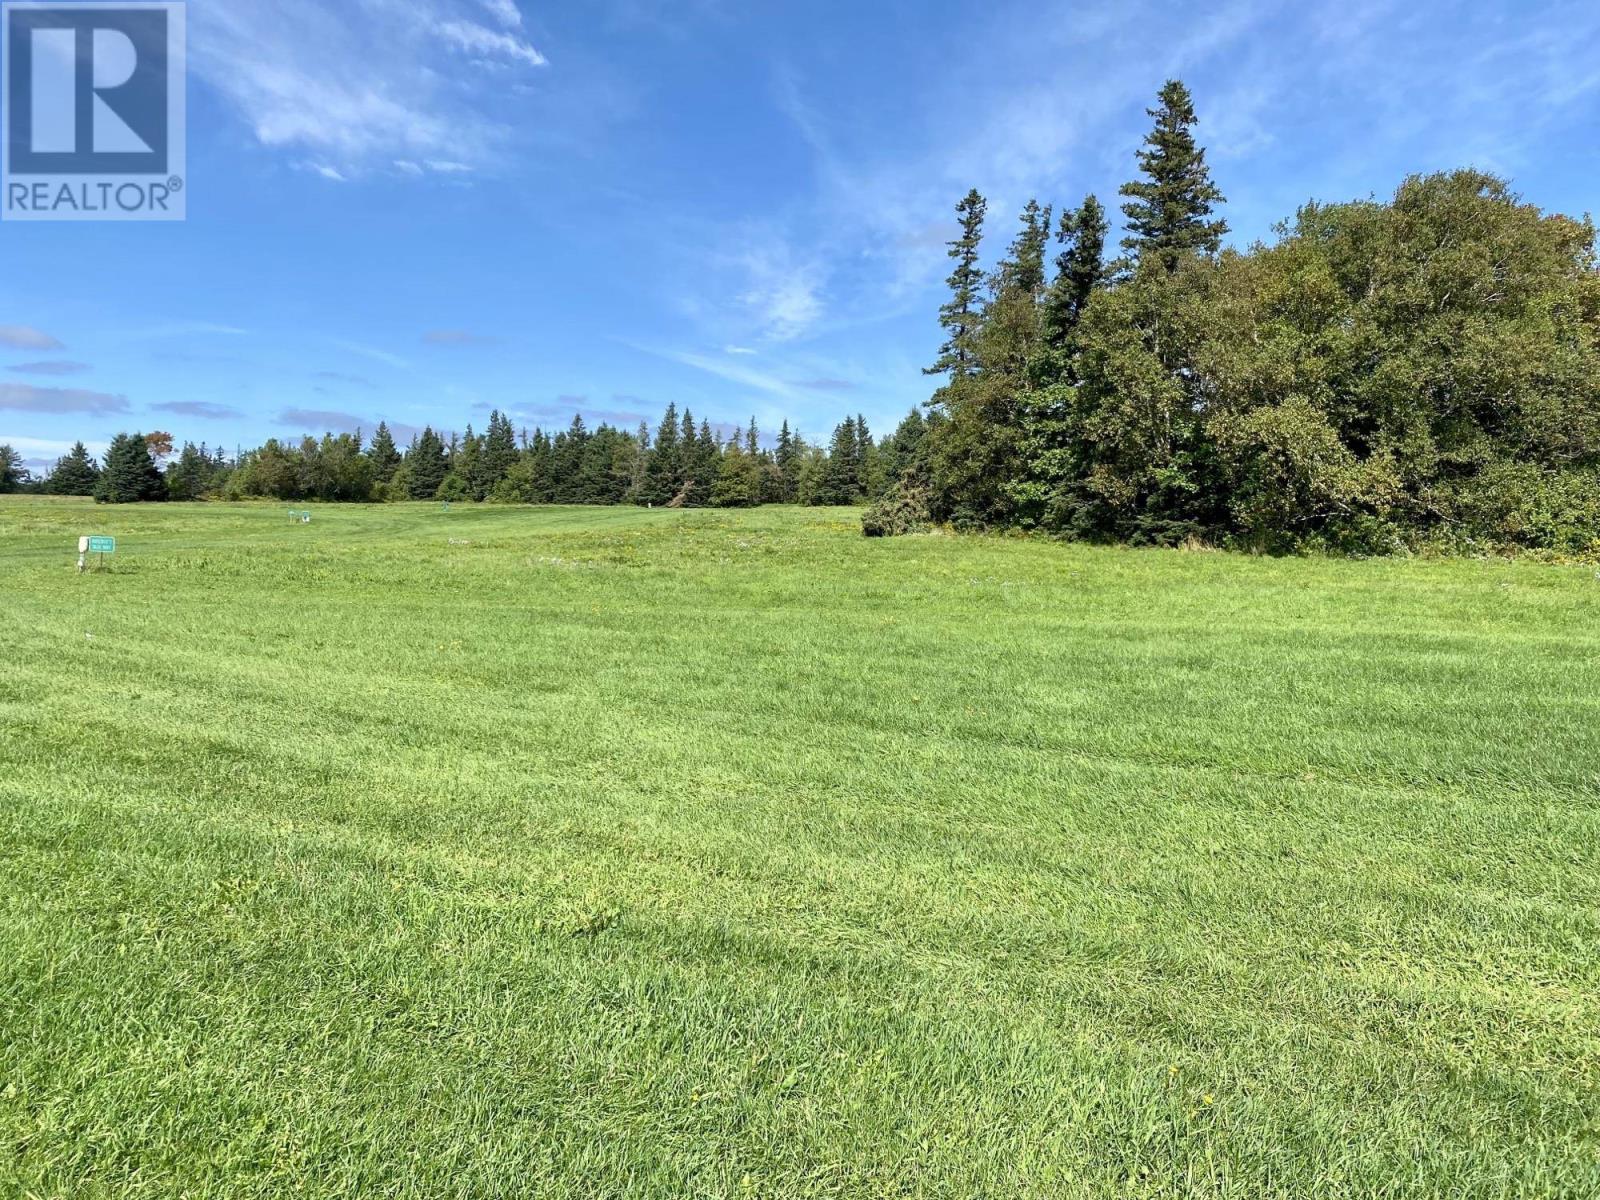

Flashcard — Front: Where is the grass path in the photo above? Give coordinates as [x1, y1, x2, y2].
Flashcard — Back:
[2, 497, 1597, 1197]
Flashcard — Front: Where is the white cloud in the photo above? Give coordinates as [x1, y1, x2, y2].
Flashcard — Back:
[0, 325, 65, 351]
[724, 345, 757, 356]
[191, 1, 545, 174]
[0, 383, 127, 414]
[123, 321, 249, 340]
[0, 435, 109, 459]
[630, 344, 800, 399]
[480, 0, 523, 28]
[330, 339, 412, 370]
[435, 20, 545, 67]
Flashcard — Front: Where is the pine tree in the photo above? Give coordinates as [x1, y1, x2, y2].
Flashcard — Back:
[1120, 80, 1228, 273]
[552, 415, 590, 503]
[44, 441, 100, 495]
[687, 418, 719, 507]
[95, 433, 166, 503]
[368, 421, 402, 484]
[818, 417, 862, 505]
[165, 442, 214, 500]
[479, 410, 519, 496]
[406, 427, 448, 499]
[1043, 195, 1110, 350]
[639, 403, 680, 505]
[712, 434, 762, 508]
[776, 421, 800, 502]
[453, 425, 483, 499]
[0, 444, 24, 493]
[926, 189, 988, 378]
[1010, 199, 1053, 296]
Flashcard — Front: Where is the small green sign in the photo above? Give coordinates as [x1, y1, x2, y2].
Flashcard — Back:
[87, 536, 115, 554]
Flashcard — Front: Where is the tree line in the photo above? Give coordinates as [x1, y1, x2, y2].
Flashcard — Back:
[10, 79, 1596, 552]
[4, 404, 937, 510]
[875, 80, 1600, 553]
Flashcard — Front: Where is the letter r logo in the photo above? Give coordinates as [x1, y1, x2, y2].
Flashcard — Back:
[5, 4, 170, 174]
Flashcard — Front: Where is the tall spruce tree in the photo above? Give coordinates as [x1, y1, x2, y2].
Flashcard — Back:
[479, 410, 519, 495]
[95, 433, 166, 503]
[776, 421, 800, 501]
[368, 421, 402, 484]
[926, 189, 988, 378]
[818, 417, 863, 505]
[1042, 195, 1110, 350]
[44, 441, 100, 495]
[0, 444, 24, 493]
[1010, 199, 1053, 296]
[1119, 80, 1227, 273]
[406, 427, 448, 499]
[640, 402, 681, 505]
[165, 442, 214, 500]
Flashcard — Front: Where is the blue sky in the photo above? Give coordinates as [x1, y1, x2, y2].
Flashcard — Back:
[2, 0, 1597, 474]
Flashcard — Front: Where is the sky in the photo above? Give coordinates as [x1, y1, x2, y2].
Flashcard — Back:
[2, 0, 1598, 475]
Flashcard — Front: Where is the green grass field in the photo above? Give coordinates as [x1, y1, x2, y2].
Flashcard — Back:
[2, 496, 1597, 1198]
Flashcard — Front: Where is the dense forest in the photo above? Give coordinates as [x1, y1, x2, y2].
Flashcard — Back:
[6, 80, 1597, 553]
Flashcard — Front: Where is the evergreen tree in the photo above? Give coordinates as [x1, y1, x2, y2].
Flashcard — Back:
[775, 421, 801, 501]
[1120, 80, 1228, 273]
[0, 444, 24, 493]
[95, 433, 166, 503]
[44, 441, 100, 495]
[1042, 195, 1110, 351]
[368, 421, 402, 484]
[552, 415, 590, 503]
[687, 418, 720, 507]
[926, 189, 988, 378]
[711, 434, 762, 507]
[406, 427, 448, 499]
[479, 410, 519, 496]
[165, 442, 213, 500]
[639, 403, 681, 505]
[454, 425, 484, 499]
[1010, 199, 1053, 296]
[818, 417, 863, 505]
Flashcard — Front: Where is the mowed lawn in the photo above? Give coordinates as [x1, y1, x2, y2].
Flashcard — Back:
[1, 496, 1598, 1199]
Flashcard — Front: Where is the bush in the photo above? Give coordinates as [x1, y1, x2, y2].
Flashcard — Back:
[862, 473, 934, 538]
[1444, 464, 1600, 555]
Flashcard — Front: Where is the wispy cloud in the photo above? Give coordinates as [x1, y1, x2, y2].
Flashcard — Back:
[724, 345, 758, 356]
[631, 344, 801, 399]
[7, 361, 90, 376]
[191, 1, 547, 175]
[0, 383, 126, 414]
[313, 370, 375, 387]
[0, 434, 110, 462]
[480, 0, 523, 28]
[435, 20, 546, 67]
[423, 329, 501, 347]
[794, 377, 856, 392]
[502, 398, 648, 427]
[153, 401, 245, 419]
[330, 339, 410, 370]
[0, 325, 65, 351]
[279, 407, 369, 434]
[127, 321, 250, 340]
